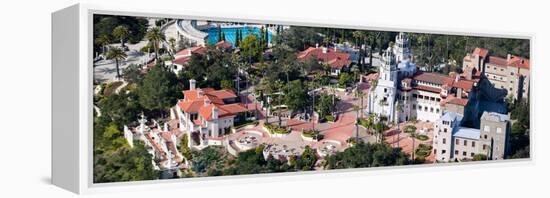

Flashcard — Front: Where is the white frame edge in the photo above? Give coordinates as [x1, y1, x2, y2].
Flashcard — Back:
[51, 3, 535, 195]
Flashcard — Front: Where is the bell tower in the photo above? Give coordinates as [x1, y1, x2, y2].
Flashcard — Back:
[394, 32, 412, 63]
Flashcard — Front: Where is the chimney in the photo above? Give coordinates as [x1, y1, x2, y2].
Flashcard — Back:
[322, 47, 327, 54]
[212, 106, 219, 120]
[457, 88, 463, 98]
[507, 54, 511, 62]
[189, 79, 196, 90]
[197, 89, 204, 98]
[315, 43, 319, 48]
[465, 67, 473, 80]
[455, 73, 459, 82]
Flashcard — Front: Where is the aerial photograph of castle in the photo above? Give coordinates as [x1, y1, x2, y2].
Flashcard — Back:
[92, 14, 531, 183]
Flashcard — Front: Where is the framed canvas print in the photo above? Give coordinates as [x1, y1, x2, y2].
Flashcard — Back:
[52, 3, 533, 194]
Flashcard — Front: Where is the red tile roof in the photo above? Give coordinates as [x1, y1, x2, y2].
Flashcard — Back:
[207, 90, 238, 100]
[216, 41, 233, 49]
[413, 85, 441, 93]
[472, 47, 489, 57]
[297, 47, 351, 69]
[178, 87, 247, 121]
[487, 55, 529, 70]
[487, 56, 508, 66]
[175, 46, 207, 56]
[173, 56, 192, 65]
[177, 100, 204, 113]
[508, 56, 529, 69]
[413, 72, 448, 85]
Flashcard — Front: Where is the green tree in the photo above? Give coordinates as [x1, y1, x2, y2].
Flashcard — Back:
[123, 64, 143, 84]
[295, 146, 317, 170]
[145, 27, 166, 63]
[240, 34, 262, 62]
[274, 26, 323, 51]
[137, 64, 179, 113]
[220, 79, 233, 90]
[325, 142, 409, 169]
[404, 125, 418, 161]
[112, 25, 129, 48]
[284, 80, 308, 113]
[472, 154, 488, 161]
[316, 93, 337, 120]
[179, 134, 192, 160]
[106, 47, 127, 78]
[338, 72, 353, 86]
[98, 91, 141, 126]
[94, 141, 159, 183]
[95, 34, 111, 55]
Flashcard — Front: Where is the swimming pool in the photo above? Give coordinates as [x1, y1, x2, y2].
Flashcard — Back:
[205, 27, 272, 47]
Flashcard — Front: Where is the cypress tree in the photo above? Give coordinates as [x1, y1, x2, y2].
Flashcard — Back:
[235, 30, 240, 47]
[264, 27, 269, 47]
[217, 25, 222, 42]
[222, 32, 226, 41]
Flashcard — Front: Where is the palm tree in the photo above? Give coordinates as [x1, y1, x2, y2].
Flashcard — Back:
[354, 88, 365, 119]
[350, 65, 360, 83]
[282, 62, 293, 84]
[168, 37, 176, 54]
[353, 105, 360, 143]
[106, 47, 127, 79]
[95, 34, 111, 56]
[404, 125, 418, 161]
[145, 27, 166, 63]
[112, 25, 129, 49]
[374, 121, 385, 143]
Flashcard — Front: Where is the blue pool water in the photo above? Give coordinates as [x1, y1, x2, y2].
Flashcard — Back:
[206, 27, 272, 47]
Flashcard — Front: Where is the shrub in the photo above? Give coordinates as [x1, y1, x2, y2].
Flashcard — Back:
[415, 134, 429, 141]
[265, 123, 290, 134]
[415, 144, 432, 157]
[326, 115, 335, 122]
[233, 121, 258, 129]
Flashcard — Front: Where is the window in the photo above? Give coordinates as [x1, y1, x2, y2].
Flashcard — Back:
[484, 134, 488, 139]
[436, 98, 441, 102]
[483, 145, 487, 150]
[444, 128, 447, 133]
[464, 140, 468, 146]
[424, 107, 428, 111]
[442, 150, 446, 154]
[510, 72, 515, 76]
[412, 104, 416, 109]
[442, 138, 446, 144]
[484, 126, 490, 132]
[384, 88, 387, 93]
[455, 139, 459, 145]
[496, 127, 502, 134]
[455, 150, 459, 155]
[463, 151, 467, 156]
[472, 141, 475, 147]
[430, 107, 434, 112]
[471, 153, 475, 157]
[436, 109, 440, 113]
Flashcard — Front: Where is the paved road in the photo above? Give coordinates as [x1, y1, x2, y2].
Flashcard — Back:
[94, 19, 157, 83]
